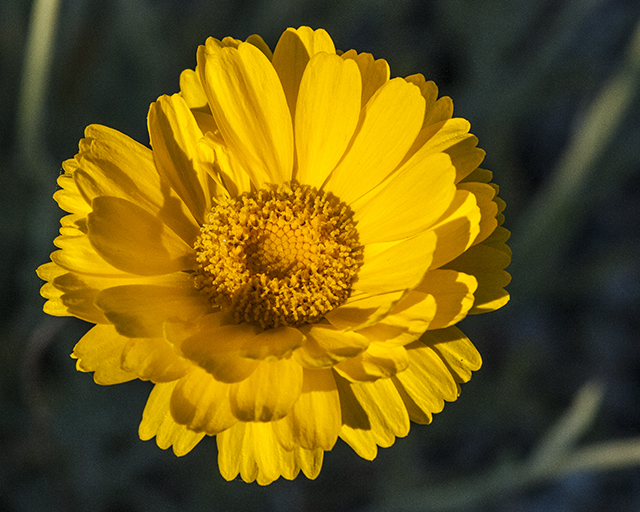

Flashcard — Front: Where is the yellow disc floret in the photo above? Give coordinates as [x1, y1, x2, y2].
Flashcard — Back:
[194, 183, 362, 329]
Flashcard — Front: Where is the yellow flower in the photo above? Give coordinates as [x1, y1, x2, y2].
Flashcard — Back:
[37, 27, 511, 485]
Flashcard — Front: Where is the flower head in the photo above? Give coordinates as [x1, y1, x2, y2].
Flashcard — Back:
[37, 27, 511, 484]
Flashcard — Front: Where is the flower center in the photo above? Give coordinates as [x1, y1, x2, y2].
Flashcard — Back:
[194, 183, 363, 329]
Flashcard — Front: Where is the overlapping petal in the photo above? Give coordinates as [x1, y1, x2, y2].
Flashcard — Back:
[200, 42, 294, 186]
[325, 78, 426, 204]
[294, 52, 361, 187]
[87, 196, 195, 276]
[272, 26, 336, 118]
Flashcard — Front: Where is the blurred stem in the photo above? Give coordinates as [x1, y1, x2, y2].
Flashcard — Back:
[510, 16, 640, 295]
[371, 381, 640, 512]
[17, 0, 61, 179]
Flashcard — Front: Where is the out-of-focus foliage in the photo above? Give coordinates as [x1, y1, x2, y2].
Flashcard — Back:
[2, 0, 640, 510]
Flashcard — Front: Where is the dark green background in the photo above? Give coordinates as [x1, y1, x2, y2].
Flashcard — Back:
[2, 0, 640, 510]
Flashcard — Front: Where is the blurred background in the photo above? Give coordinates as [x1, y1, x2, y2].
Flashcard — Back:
[2, 0, 640, 510]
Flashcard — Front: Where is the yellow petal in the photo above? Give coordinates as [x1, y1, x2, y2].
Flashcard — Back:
[75, 125, 156, 201]
[354, 322, 419, 348]
[341, 49, 390, 106]
[95, 279, 210, 338]
[41, 268, 107, 323]
[351, 376, 410, 441]
[121, 337, 190, 382]
[337, 374, 410, 458]
[294, 52, 361, 187]
[71, 324, 137, 384]
[76, 124, 197, 243]
[202, 131, 252, 196]
[355, 230, 437, 294]
[201, 42, 293, 186]
[55, 162, 91, 215]
[72, 156, 199, 247]
[415, 269, 478, 330]
[297, 446, 324, 480]
[178, 323, 260, 383]
[334, 343, 409, 382]
[37, 262, 70, 317]
[448, 135, 486, 183]
[229, 358, 303, 422]
[273, 368, 341, 451]
[404, 74, 453, 128]
[353, 152, 456, 244]
[179, 68, 209, 111]
[272, 26, 336, 119]
[169, 367, 237, 434]
[148, 94, 211, 223]
[458, 182, 499, 246]
[462, 167, 493, 184]
[423, 326, 481, 384]
[245, 33, 273, 59]
[240, 326, 305, 361]
[405, 118, 485, 183]
[87, 196, 195, 276]
[58, 213, 87, 237]
[392, 376, 433, 424]
[51, 235, 129, 277]
[325, 289, 406, 331]
[251, 422, 298, 483]
[365, 292, 437, 345]
[217, 422, 259, 483]
[394, 340, 459, 419]
[428, 189, 481, 270]
[217, 421, 321, 485]
[412, 117, 471, 157]
[139, 380, 206, 456]
[444, 242, 511, 314]
[293, 324, 370, 368]
[334, 372, 376, 460]
[326, 78, 425, 204]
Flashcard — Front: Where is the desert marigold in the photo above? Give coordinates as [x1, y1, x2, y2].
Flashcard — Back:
[37, 26, 511, 484]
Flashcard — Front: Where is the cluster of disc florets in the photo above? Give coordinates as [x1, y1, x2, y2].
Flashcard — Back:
[194, 182, 362, 329]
